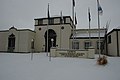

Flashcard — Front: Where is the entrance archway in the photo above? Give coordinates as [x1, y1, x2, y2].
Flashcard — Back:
[44, 29, 57, 52]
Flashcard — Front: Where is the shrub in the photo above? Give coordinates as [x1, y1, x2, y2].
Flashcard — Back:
[97, 55, 108, 65]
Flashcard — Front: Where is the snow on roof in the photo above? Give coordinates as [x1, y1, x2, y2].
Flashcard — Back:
[75, 31, 105, 38]
[72, 29, 106, 38]
[116, 26, 120, 29]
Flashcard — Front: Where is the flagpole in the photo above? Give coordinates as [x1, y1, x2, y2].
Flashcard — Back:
[88, 7, 91, 48]
[89, 14, 91, 48]
[47, 23, 48, 56]
[72, 0, 75, 49]
[47, 3, 49, 57]
[60, 17, 61, 49]
[74, 12, 77, 49]
[97, 0, 101, 58]
[60, 11, 63, 49]
[47, 3, 51, 61]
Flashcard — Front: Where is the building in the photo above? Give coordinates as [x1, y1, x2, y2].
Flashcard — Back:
[106, 27, 120, 56]
[0, 27, 35, 52]
[70, 28, 106, 54]
[34, 16, 73, 52]
[0, 16, 106, 54]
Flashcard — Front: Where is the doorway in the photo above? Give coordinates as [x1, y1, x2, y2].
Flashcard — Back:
[44, 29, 57, 52]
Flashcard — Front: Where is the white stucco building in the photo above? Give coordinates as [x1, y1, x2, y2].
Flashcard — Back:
[70, 28, 106, 54]
[0, 16, 107, 54]
[0, 27, 35, 52]
[106, 27, 120, 56]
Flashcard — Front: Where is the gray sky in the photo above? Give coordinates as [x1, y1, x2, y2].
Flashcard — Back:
[0, 0, 120, 31]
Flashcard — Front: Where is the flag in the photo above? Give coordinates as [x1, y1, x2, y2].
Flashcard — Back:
[88, 8, 91, 22]
[97, 0, 103, 15]
[75, 12, 77, 25]
[48, 3, 50, 19]
[60, 11, 64, 24]
[73, 0, 75, 7]
[98, 5, 103, 15]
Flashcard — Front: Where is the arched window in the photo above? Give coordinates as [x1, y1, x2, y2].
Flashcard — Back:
[8, 34, 15, 49]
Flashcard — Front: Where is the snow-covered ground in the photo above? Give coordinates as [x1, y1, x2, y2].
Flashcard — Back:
[0, 53, 120, 80]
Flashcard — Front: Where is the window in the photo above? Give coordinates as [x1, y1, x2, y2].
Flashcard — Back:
[108, 35, 111, 44]
[8, 34, 15, 49]
[35, 20, 38, 25]
[84, 41, 91, 49]
[61, 26, 64, 30]
[72, 41, 79, 49]
[38, 20, 43, 25]
[60, 18, 64, 24]
[63, 18, 66, 23]
[49, 18, 54, 24]
[97, 41, 104, 49]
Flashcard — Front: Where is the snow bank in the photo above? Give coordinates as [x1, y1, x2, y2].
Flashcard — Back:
[0, 53, 120, 80]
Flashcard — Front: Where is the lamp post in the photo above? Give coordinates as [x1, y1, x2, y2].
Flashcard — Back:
[31, 39, 34, 60]
[49, 38, 54, 61]
[51, 38, 54, 47]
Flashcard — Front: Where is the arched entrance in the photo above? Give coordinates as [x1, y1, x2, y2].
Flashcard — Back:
[44, 29, 57, 52]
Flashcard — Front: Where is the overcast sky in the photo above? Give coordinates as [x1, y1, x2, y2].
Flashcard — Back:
[0, 0, 120, 31]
